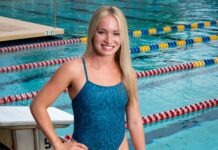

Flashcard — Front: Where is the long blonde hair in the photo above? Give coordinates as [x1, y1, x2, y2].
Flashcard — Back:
[84, 6, 137, 103]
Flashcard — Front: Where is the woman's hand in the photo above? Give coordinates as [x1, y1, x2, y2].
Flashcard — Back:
[53, 140, 88, 150]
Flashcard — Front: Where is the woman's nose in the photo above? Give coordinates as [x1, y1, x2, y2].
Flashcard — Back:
[104, 34, 113, 43]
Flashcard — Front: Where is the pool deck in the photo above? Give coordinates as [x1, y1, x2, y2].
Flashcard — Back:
[0, 16, 64, 42]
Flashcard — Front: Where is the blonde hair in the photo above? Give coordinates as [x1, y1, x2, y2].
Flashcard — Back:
[84, 6, 137, 103]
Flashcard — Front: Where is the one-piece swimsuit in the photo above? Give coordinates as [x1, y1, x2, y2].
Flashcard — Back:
[72, 58, 128, 150]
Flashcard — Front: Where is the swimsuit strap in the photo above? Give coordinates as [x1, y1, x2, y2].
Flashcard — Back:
[82, 57, 88, 80]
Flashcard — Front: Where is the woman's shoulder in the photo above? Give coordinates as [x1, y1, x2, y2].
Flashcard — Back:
[57, 57, 83, 76]
[62, 57, 82, 67]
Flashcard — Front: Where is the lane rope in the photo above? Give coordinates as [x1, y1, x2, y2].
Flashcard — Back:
[0, 57, 217, 103]
[0, 56, 79, 73]
[130, 35, 218, 53]
[0, 20, 217, 54]
[141, 98, 218, 125]
[130, 20, 218, 37]
[1, 35, 217, 54]
[0, 37, 86, 54]
[136, 57, 218, 78]
[61, 98, 218, 141]
[0, 57, 217, 75]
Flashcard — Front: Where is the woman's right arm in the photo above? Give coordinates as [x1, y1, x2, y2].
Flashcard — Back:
[30, 60, 88, 150]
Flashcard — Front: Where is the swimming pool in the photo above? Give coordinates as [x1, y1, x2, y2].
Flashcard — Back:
[0, 0, 218, 149]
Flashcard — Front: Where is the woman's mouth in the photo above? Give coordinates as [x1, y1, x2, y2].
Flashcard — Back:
[101, 44, 114, 50]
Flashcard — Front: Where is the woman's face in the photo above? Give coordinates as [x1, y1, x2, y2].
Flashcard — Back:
[93, 15, 121, 57]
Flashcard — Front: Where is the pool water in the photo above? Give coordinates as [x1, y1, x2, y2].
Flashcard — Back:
[0, 0, 218, 149]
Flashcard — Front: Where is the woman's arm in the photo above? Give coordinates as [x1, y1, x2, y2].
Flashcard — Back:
[30, 60, 88, 150]
[126, 80, 146, 150]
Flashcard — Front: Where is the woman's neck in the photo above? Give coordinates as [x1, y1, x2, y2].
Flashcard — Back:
[87, 55, 118, 69]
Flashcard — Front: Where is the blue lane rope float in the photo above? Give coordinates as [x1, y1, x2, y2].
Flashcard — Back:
[129, 20, 218, 37]
[130, 35, 218, 53]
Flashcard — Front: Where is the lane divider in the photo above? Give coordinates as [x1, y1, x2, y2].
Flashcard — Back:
[0, 88, 67, 104]
[62, 98, 218, 141]
[0, 57, 217, 75]
[0, 58, 217, 103]
[1, 35, 217, 54]
[0, 56, 79, 73]
[141, 98, 218, 125]
[0, 21, 217, 54]
[0, 91, 38, 104]
[130, 35, 218, 53]
[0, 37, 87, 54]
[136, 58, 218, 78]
[130, 20, 218, 37]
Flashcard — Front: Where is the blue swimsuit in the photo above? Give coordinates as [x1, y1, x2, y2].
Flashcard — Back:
[72, 58, 128, 150]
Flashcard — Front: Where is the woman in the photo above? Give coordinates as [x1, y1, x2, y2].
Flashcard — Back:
[31, 6, 145, 150]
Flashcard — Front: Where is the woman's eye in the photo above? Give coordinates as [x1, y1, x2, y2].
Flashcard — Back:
[114, 32, 120, 36]
[97, 31, 104, 34]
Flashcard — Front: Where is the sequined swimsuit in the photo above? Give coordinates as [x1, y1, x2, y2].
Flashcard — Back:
[72, 58, 128, 150]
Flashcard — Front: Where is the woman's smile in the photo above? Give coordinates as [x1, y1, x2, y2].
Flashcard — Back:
[101, 44, 115, 50]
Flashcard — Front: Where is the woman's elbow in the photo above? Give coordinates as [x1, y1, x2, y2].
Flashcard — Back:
[30, 100, 37, 117]
[127, 119, 143, 131]
[30, 97, 43, 116]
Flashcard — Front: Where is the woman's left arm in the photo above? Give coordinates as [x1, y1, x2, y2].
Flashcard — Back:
[126, 91, 146, 150]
